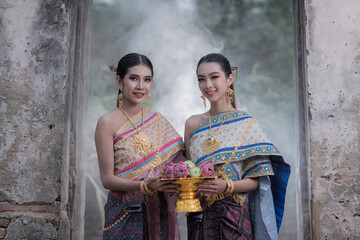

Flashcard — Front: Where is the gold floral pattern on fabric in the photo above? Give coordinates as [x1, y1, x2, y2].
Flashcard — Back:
[133, 132, 154, 156]
[113, 108, 184, 180]
[190, 113, 281, 167]
[200, 136, 221, 155]
[189, 110, 279, 206]
[204, 191, 246, 207]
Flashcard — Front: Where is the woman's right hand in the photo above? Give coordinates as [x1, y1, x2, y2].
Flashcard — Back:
[198, 178, 227, 195]
[146, 177, 179, 193]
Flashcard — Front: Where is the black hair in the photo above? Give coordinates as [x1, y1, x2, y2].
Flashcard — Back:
[196, 53, 237, 109]
[116, 53, 153, 107]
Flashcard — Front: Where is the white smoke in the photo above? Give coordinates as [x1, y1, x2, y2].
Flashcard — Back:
[88, 1, 296, 239]
[119, 0, 223, 135]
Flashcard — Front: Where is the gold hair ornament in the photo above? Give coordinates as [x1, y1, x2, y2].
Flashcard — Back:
[231, 66, 238, 72]
[109, 64, 117, 72]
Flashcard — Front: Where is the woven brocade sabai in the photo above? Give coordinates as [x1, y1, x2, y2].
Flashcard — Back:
[113, 108, 184, 180]
[188, 110, 290, 240]
[103, 108, 184, 240]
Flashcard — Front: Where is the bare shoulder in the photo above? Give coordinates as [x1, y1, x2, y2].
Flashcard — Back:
[97, 110, 115, 126]
[185, 112, 208, 135]
[96, 109, 124, 135]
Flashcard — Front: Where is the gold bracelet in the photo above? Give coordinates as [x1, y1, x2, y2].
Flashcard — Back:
[144, 179, 156, 196]
[229, 180, 234, 193]
[224, 179, 234, 194]
[224, 179, 230, 194]
[140, 180, 147, 195]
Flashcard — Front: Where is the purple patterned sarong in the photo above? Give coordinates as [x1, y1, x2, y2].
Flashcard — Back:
[103, 190, 168, 240]
[187, 197, 252, 240]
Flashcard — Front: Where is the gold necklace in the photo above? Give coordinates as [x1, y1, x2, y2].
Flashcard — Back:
[120, 107, 154, 157]
[200, 109, 233, 155]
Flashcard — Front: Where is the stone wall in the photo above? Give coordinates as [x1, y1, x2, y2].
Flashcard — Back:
[304, 0, 360, 239]
[1, 0, 360, 239]
[0, 0, 90, 239]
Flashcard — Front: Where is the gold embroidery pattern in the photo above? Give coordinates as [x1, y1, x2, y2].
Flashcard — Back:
[114, 111, 184, 180]
[197, 144, 281, 167]
[245, 164, 274, 178]
[189, 111, 281, 206]
[200, 136, 221, 155]
[120, 107, 154, 157]
[204, 118, 256, 206]
[200, 111, 232, 154]
[205, 191, 246, 207]
[133, 132, 154, 156]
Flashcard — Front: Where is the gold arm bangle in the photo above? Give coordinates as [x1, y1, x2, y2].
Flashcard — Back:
[224, 179, 230, 194]
[224, 179, 234, 194]
[140, 180, 147, 195]
[144, 179, 156, 196]
[229, 180, 234, 193]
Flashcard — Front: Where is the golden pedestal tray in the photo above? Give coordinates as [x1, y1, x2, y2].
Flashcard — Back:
[160, 176, 215, 213]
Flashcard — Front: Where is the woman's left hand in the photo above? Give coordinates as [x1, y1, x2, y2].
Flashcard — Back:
[198, 178, 227, 195]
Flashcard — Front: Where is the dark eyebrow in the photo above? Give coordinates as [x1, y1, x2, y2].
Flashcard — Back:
[128, 74, 152, 78]
[197, 72, 220, 77]
[209, 72, 220, 76]
[128, 74, 139, 77]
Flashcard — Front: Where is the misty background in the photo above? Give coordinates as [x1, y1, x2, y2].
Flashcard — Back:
[86, 0, 295, 239]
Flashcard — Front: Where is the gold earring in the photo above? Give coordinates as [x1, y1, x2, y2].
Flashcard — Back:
[226, 88, 234, 103]
[200, 95, 206, 108]
[146, 95, 152, 107]
[117, 92, 123, 107]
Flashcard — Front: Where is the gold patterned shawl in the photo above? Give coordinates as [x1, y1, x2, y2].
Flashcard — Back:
[190, 110, 281, 179]
[113, 108, 184, 180]
[189, 110, 282, 206]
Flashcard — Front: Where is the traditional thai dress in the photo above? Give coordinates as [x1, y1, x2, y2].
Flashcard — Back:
[103, 108, 184, 240]
[187, 110, 290, 240]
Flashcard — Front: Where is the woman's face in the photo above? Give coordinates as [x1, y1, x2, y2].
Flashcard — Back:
[117, 64, 153, 106]
[197, 62, 233, 104]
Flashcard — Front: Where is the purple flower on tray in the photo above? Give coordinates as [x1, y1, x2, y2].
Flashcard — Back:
[200, 161, 215, 177]
[163, 163, 175, 179]
[173, 162, 190, 179]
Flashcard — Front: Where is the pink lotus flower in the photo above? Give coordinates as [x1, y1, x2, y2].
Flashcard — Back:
[200, 161, 215, 177]
[173, 162, 190, 179]
[163, 163, 175, 179]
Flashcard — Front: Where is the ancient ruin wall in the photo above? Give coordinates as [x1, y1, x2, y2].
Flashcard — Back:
[305, 0, 360, 239]
[0, 1, 90, 239]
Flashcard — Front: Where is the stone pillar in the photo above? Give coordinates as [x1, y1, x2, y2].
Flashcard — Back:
[293, 0, 312, 239]
[304, 0, 360, 239]
[0, 0, 90, 239]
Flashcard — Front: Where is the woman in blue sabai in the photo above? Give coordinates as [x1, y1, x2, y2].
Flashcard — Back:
[184, 53, 290, 240]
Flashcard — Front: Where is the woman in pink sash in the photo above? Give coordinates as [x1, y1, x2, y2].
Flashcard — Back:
[95, 53, 183, 240]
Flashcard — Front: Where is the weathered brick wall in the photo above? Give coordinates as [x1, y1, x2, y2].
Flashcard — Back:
[0, 0, 90, 239]
[305, 0, 360, 239]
